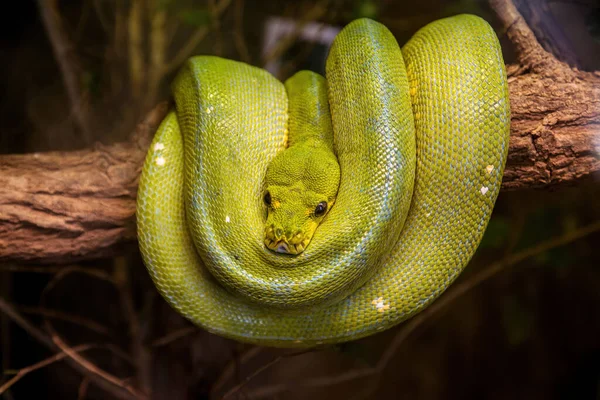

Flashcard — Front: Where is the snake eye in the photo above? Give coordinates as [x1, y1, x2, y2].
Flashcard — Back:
[314, 201, 327, 217]
[263, 191, 271, 206]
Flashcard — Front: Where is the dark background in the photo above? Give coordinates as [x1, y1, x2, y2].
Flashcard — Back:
[1, 0, 599, 399]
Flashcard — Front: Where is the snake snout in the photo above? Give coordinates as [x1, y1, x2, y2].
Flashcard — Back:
[264, 225, 311, 255]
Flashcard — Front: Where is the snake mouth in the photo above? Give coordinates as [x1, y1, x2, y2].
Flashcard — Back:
[264, 238, 311, 255]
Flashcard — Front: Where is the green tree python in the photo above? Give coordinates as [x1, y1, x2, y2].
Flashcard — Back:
[136, 15, 510, 347]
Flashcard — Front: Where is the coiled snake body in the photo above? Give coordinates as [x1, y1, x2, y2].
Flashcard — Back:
[137, 15, 510, 347]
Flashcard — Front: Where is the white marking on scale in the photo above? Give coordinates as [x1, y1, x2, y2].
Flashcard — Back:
[371, 297, 390, 312]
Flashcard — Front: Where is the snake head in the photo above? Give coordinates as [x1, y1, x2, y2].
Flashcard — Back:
[263, 143, 340, 255]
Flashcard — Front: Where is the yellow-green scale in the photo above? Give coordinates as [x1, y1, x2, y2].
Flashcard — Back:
[136, 15, 510, 347]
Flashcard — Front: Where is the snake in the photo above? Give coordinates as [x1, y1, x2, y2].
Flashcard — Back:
[136, 15, 510, 348]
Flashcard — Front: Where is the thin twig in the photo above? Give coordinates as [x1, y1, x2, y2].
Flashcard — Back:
[232, 0, 250, 63]
[221, 349, 317, 399]
[162, 0, 232, 74]
[18, 306, 111, 336]
[110, 0, 127, 97]
[114, 256, 152, 395]
[208, 0, 224, 56]
[0, 296, 139, 400]
[128, 0, 145, 98]
[0, 296, 55, 349]
[146, 0, 167, 107]
[151, 326, 200, 347]
[211, 346, 263, 396]
[73, 0, 92, 41]
[37, 267, 134, 368]
[93, 0, 113, 33]
[78, 376, 91, 400]
[0, 269, 13, 400]
[40, 266, 115, 301]
[0, 344, 96, 395]
[52, 333, 148, 399]
[114, 0, 127, 58]
[162, 28, 209, 74]
[37, 0, 92, 139]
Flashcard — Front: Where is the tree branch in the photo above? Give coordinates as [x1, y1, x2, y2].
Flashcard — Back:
[0, 102, 168, 263]
[489, 0, 600, 189]
[0, 1, 598, 263]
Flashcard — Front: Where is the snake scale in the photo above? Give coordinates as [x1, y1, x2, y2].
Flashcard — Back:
[136, 15, 510, 347]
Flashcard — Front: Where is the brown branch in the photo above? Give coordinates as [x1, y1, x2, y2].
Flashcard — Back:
[512, 0, 582, 69]
[0, 1, 599, 263]
[489, 0, 600, 189]
[0, 102, 168, 263]
[490, 0, 567, 74]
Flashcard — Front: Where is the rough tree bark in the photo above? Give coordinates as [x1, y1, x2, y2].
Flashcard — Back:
[491, 0, 600, 189]
[0, 1, 598, 264]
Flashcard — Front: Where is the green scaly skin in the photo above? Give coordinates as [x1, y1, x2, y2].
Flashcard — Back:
[264, 70, 341, 255]
[136, 15, 510, 347]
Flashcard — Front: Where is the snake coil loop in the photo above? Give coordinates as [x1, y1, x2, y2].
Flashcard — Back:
[137, 15, 510, 347]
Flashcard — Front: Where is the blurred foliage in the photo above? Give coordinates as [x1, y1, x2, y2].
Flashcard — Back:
[353, 0, 379, 20]
[174, 6, 213, 27]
